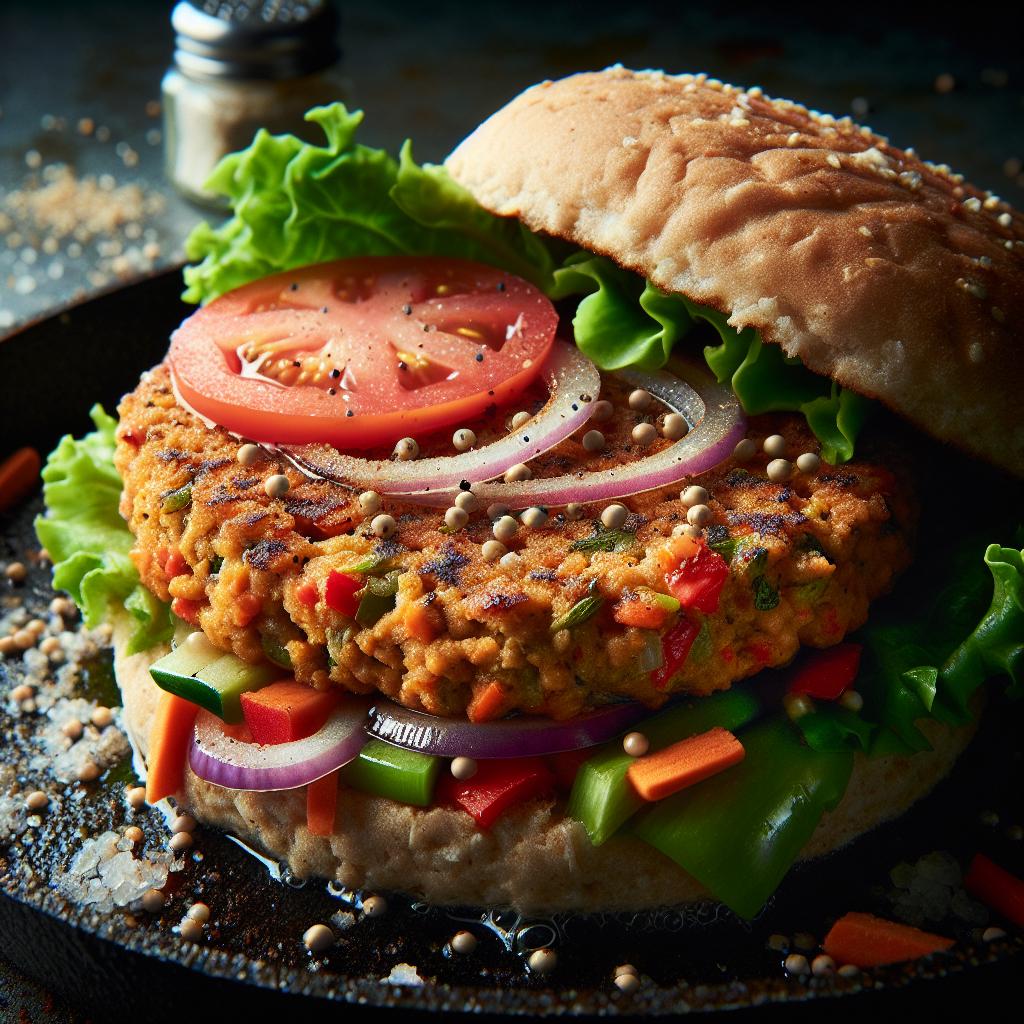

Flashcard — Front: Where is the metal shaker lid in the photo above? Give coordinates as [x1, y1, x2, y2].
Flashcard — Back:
[172, 1, 340, 81]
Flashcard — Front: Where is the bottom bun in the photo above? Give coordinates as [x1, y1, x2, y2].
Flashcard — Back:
[114, 615, 977, 913]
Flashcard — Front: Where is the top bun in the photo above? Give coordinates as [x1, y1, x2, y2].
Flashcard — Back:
[446, 67, 1024, 477]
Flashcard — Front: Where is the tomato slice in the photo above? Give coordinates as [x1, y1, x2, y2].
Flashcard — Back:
[168, 257, 558, 449]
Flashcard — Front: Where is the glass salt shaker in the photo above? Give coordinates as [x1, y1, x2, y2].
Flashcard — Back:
[162, 0, 347, 208]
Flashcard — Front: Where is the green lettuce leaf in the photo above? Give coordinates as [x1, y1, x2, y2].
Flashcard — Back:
[34, 406, 173, 654]
[183, 104, 556, 304]
[550, 252, 868, 462]
[795, 528, 1024, 755]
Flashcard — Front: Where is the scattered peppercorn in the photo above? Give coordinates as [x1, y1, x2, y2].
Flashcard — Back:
[628, 389, 652, 411]
[451, 930, 478, 954]
[371, 514, 397, 539]
[264, 474, 290, 498]
[450, 756, 478, 780]
[452, 428, 477, 451]
[631, 422, 657, 446]
[623, 732, 649, 757]
[601, 504, 628, 530]
[359, 491, 381, 515]
[236, 443, 260, 466]
[393, 437, 419, 461]
[661, 413, 688, 440]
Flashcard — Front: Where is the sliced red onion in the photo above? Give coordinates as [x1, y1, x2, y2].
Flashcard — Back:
[188, 699, 371, 792]
[279, 340, 599, 494]
[390, 361, 746, 509]
[367, 699, 651, 759]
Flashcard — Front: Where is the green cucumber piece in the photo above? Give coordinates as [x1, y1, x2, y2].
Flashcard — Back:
[566, 687, 760, 846]
[630, 717, 853, 918]
[149, 635, 276, 722]
[341, 739, 439, 806]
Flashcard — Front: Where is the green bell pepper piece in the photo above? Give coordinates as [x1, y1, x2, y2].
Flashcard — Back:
[161, 482, 193, 513]
[341, 739, 439, 806]
[355, 570, 400, 627]
[260, 633, 292, 669]
[566, 687, 760, 846]
[550, 587, 604, 632]
[630, 716, 853, 918]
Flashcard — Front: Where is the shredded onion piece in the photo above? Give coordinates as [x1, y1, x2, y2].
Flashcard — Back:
[393, 362, 746, 509]
[367, 699, 652, 758]
[188, 699, 371, 792]
[279, 341, 599, 494]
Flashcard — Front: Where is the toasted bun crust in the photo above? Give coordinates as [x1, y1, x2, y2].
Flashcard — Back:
[446, 67, 1024, 477]
[115, 615, 976, 913]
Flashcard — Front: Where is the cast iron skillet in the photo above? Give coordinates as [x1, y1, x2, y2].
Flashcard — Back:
[0, 271, 1021, 1022]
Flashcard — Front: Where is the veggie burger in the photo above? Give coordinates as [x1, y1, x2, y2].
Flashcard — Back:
[37, 68, 1024, 918]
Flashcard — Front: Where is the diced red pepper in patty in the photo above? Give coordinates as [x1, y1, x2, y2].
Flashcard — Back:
[651, 617, 700, 690]
[665, 545, 729, 614]
[325, 571, 361, 617]
[171, 596, 201, 624]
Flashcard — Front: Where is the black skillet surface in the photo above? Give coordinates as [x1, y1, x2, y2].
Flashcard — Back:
[0, 271, 1022, 1021]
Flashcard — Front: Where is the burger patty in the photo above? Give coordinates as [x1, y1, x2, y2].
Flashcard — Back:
[115, 364, 914, 720]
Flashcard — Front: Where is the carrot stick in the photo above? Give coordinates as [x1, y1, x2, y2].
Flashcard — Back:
[627, 726, 744, 802]
[964, 853, 1024, 927]
[307, 770, 339, 836]
[146, 691, 199, 803]
[467, 681, 506, 724]
[822, 912, 954, 967]
[0, 447, 41, 514]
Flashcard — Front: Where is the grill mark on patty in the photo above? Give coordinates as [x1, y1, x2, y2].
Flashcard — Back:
[157, 448, 188, 462]
[196, 457, 232, 476]
[286, 496, 348, 519]
[528, 568, 558, 581]
[481, 592, 528, 611]
[726, 510, 807, 534]
[820, 471, 860, 487]
[243, 538, 288, 570]
[419, 543, 470, 585]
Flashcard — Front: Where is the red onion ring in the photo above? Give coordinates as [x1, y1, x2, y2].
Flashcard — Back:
[367, 699, 651, 758]
[392, 361, 746, 509]
[188, 699, 371, 791]
[279, 340, 600, 494]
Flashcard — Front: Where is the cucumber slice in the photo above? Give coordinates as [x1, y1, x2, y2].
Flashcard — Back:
[566, 687, 761, 846]
[341, 739, 439, 806]
[149, 633, 277, 722]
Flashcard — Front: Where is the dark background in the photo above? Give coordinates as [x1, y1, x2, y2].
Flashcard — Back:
[1, 2, 1023, 1019]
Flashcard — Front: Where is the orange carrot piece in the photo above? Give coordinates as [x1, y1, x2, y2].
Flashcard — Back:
[405, 600, 439, 643]
[307, 770, 339, 836]
[613, 596, 668, 629]
[0, 447, 41, 514]
[145, 691, 199, 803]
[468, 681, 506, 724]
[627, 726, 744, 802]
[822, 912, 954, 967]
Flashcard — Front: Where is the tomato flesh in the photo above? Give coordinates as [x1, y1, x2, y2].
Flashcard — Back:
[169, 257, 558, 449]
